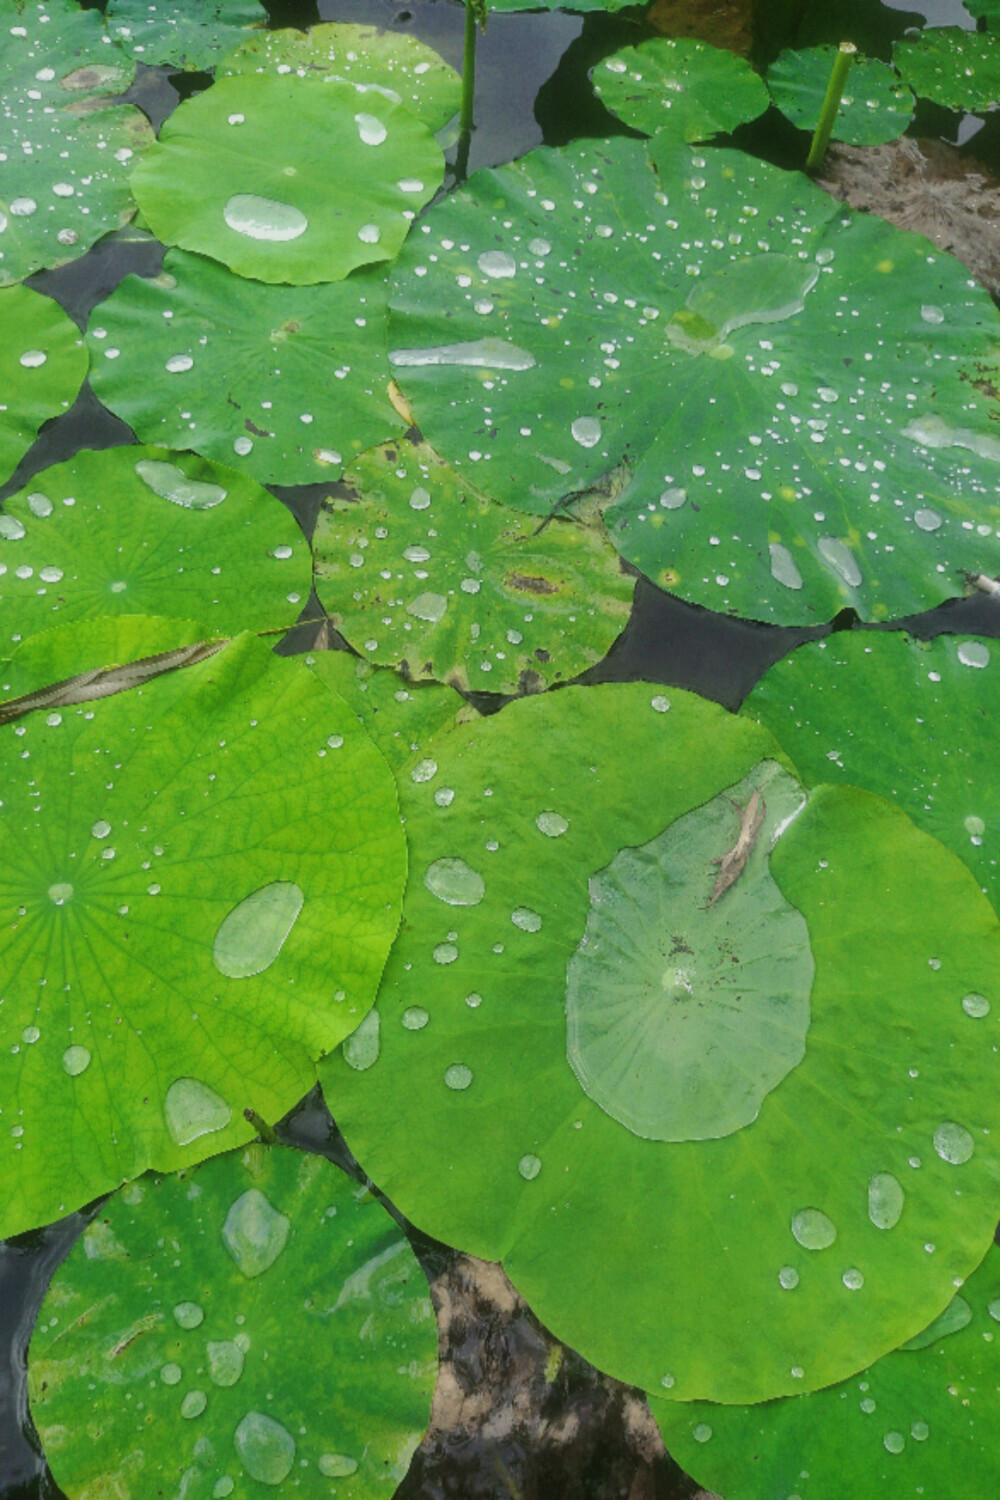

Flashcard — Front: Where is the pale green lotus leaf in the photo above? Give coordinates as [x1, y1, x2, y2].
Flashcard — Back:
[743, 631, 1000, 919]
[0, 633, 406, 1237]
[106, 0, 266, 72]
[130, 73, 444, 286]
[86, 251, 404, 486]
[592, 38, 769, 143]
[0, 0, 153, 286]
[655, 1244, 1000, 1500]
[386, 135, 1000, 624]
[0, 286, 87, 484]
[894, 28, 1000, 113]
[0, 444, 311, 648]
[768, 46, 914, 145]
[312, 438, 634, 695]
[0, 615, 211, 700]
[219, 21, 462, 133]
[29, 1144, 436, 1498]
[321, 683, 1000, 1404]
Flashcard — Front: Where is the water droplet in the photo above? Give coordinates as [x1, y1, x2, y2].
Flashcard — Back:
[62, 1045, 91, 1076]
[817, 537, 862, 588]
[511, 907, 542, 932]
[354, 110, 388, 145]
[860, 1396, 876, 1412]
[234, 436, 254, 456]
[319, 1455, 358, 1477]
[778, 1265, 799, 1289]
[234, 1411, 296, 1484]
[408, 592, 448, 623]
[390, 337, 535, 371]
[397, 177, 424, 193]
[933, 1121, 974, 1164]
[213, 1479, 235, 1498]
[444, 1063, 472, 1090]
[135, 460, 227, 510]
[91, 819, 111, 840]
[658, 487, 687, 510]
[207, 1339, 245, 1386]
[962, 993, 990, 1018]
[914, 507, 942, 532]
[21, 1025, 38, 1044]
[358, 222, 381, 243]
[571, 416, 602, 448]
[165, 1078, 232, 1147]
[223, 194, 308, 241]
[173, 1301, 203, 1329]
[20, 350, 47, 370]
[223, 1189, 290, 1279]
[911, 1420, 929, 1441]
[213, 882, 304, 979]
[433, 942, 459, 964]
[518, 1153, 541, 1179]
[867, 1172, 904, 1229]
[769, 542, 803, 590]
[435, 787, 455, 807]
[650, 695, 671, 713]
[478, 250, 516, 278]
[988, 1297, 1000, 1322]
[958, 642, 990, 669]
[161, 1363, 183, 1385]
[343, 1009, 380, 1070]
[409, 486, 431, 510]
[842, 1268, 864, 1290]
[411, 758, 438, 783]
[181, 1389, 207, 1418]
[425, 857, 485, 906]
[659, 1373, 675, 1389]
[165, 354, 194, 373]
[692, 1424, 712, 1443]
[883, 1431, 905, 1454]
[48, 882, 73, 905]
[921, 305, 944, 324]
[39, 566, 62, 583]
[465, 992, 482, 1008]
[0, 516, 26, 540]
[965, 816, 986, 839]
[402, 1007, 429, 1030]
[536, 812, 569, 837]
[790, 1208, 836, 1250]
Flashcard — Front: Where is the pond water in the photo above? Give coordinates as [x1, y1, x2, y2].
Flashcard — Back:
[2, 0, 1000, 1496]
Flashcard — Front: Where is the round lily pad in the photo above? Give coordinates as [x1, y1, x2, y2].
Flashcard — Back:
[768, 46, 914, 146]
[219, 21, 462, 133]
[87, 251, 404, 486]
[592, 38, 769, 143]
[130, 73, 445, 286]
[894, 28, 1000, 114]
[320, 683, 1000, 1403]
[655, 1244, 1000, 1499]
[0, 632, 406, 1237]
[387, 135, 1000, 624]
[0, 444, 311, 648]
[0, 0, 153, 286]
[0, 286, 87, 485]
[312, 437, 634, 695]
[307, 648, 475, 771]
[743, 631, 1000, 918]
[29, 1143, 436, 1498]
[0, 614, 211, 700]
[106, 0, 267, 72]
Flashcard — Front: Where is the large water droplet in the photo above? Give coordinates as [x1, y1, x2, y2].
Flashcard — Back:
[234, 1411, 296, 1484]
[223, 194, 308, 242]
[914, 507, 942, 532]
[355, 112, 387, 145]
[408, 592, 448, 623]
[0, 515, 26, 540]
[933, 1121, 974, 1164]
[424, 857, 485, 907]
[411, 758, 438, 783]
[867, 1172, 904, 1230]
[444, 1063, 473, 1090]
[817, 537, 862, 588]
[135, 460, 227, 510]
[319, 1455, 358, 1477]
[48, 882, 74, 905]
[790, 1208, 836, 1249]
[343, 1009, 380, 1070]
[390, 338, 536, 371]
[181, 1389, 207, 1418]
[518, 1153, 541, 1180]
[511, 907, 542, 932]
[571, 416, 602, 448]
[20, 350, 47, 369]
[536, 812, 569, 837]
[165, 354, 194, 373]
[174, 1301, 204, 1329]
[92, 819, 111, 840]
[402, 1007, 429, 1030]
[213, 882, 304, 979]
[769, 542, 803, 591]
[902, 413, 1000, 464]
[161, 1362, 183, 1385]
[478, 250, 516, 278]
[883, 1431, 905, 1454]
[165, 1078, 232, 1147]
[62, 1045, 91, 1076]
[433, 942, 458, 964]
[958, 642, 990, 670]
[213, 1480, 235, 1499]
[911, 1420, 929, 1441]
[962, 993, 990, 1018]
[207, 1339, 245, 1386]
[223, 1189, 290, 1278]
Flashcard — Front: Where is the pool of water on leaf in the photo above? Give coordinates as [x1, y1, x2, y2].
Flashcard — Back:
[3, 0, 1000, 1495]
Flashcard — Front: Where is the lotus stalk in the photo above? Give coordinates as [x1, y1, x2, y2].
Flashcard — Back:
[806, 40, 856, 171]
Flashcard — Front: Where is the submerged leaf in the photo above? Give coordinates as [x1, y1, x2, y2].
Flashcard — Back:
[321, 684, 1000, 1403]
[768, 45, 914, 146]
[29, 1145, 436, 1498]
[106, 0, 266, 71]
[593, 38, 769, 143]
[0, 286, 87, 484]
[0, 633, 405, 1236]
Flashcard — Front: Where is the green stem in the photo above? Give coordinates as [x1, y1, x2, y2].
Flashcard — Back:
[243, 1107, 277, 1145]
[460, 0, 477, 138]
[805, 41, 856, 173]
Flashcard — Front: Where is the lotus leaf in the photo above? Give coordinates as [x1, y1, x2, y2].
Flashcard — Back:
[312, 437, 634, 695]
[86, 252, 403, 486]
[0, 286, 87, 485]
[219, 21, 462, 134]
[106, 0, 266, 72]
[29, 1144, 436, 1498]
[386, 135, 1000, 624]
[0, 0, 153, 286]
[655, 1244, 1000, 1499]
[592, 38, 769, 143]
[1, 614, 210, 699]
[130, 73, 444, 286]
[487, 0, 632, 10]
[743, 631, 1000, 918]
[320, 683, 1000, 1403]
[768, 46, 914, 146]
[894, 28, 1000, 113]
[307, 648, 474, 771]
[0, 444, 311, 646]
[0, 632, 406, 1237]
[965, 0, 1000, 24]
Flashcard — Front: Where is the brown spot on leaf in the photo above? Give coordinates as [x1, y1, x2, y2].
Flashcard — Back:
[505, 571, 560, 595]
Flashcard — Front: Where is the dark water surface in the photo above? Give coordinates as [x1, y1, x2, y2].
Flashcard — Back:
[3, 0, 1000, 1495]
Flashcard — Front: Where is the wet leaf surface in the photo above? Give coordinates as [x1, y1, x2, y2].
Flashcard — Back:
[0, 286, 87, 485]
[592, 37, 769, 143]
[768, 45, 914, 146]
[106, 0, 267, 71]
[894, 27, 1000, 114]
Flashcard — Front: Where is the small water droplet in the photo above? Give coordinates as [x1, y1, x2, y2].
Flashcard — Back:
[571, 416, 601, 448]
[962, 992, 990, 1018]
[536, 812, 568, 837]
[213, 882, 304, 979]
[161, 1362, 183, 1385]
[62, 1045, 91, 1076]
[425, 857, 485, 906]
[478, 250, 516, 278]
[223, 1189, 290, 1279]
[650, 695, 671, 713]
[165, 1077, 232, 1147]
[91, 819, 111, 840]
[173, 1301, 203, 1329]
[355, 111, 387, 145]
[435, 787, 455, 807]
[933, 1121, 974, 1164]
[408, 592, 448, 623]
[914, 507, 942, 532]
[911, 1420, 929, 1441]
[659, 1373, 675, 1389]
[518, 1153, 541, 1179]
[465, 992, 482, 1008]
[48, 882, 74, 905]
[411, 758, 438, 783]
[511, 907, 542, 932]
[433, 942, 459, 964]
[868, 1172, 904, 1229]
[21, 1025, 39, 1044]
[165, 354, 194, 373]
[790, 1208, 836, 1249]
[207, 1339, 245, 1386]
[0, 516, 26, 540]
[402, 1006, 429, 1030]
[319, 1455, 358, 1477]
[397, 177, 424, 193]
[921, 305, 944, 324]
[659, 487, 687, 510]
[343, 1009, 380, 1070]
[842, 1268, 864, 1290]
[234, 436, 254, 456]
[883, 1431, 905, 1454]
[213, 1478, 235, 1498]
[358, 222, 381, 244]
[223, 194, 308, 241]
[135, 460, 226, 510]
[444, 1063, 472, 1090]
[692, 1424, 712, 1443]
[19, 349, 46, 369]
[181, 1389, 207, 1418]
[778, 1265, 799, 1289]
[234, 1411, 296, 1484]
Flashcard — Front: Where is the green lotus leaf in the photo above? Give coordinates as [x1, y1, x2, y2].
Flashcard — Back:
[0, 286, 87, 484]
[0, 632, 406, 1236]
[894, 28, 1000, 113]
[106, 0, 266, 72]
[0, 444, 311, 647]
[965, 0, 1000, 18]
[130, 73, 445, 286]
[28, 1143, 436, 1498]
[86, 251, 404, 486]
[320, 683, 1000, 1404]
[219, 21, 462, 134]
[654, 1243, 1000, 1498]
[0, 0, 153, 286]
[743, 631, 1000, 919]
[306, 648, 474, 771]
[592, 38, 770, 143]
[312, 437, 634, 695]
[487, 0, 632, 10]
[768, 45, 914, 146]
[386, 135, 1000, 624]
[1, 614, 211, 699]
